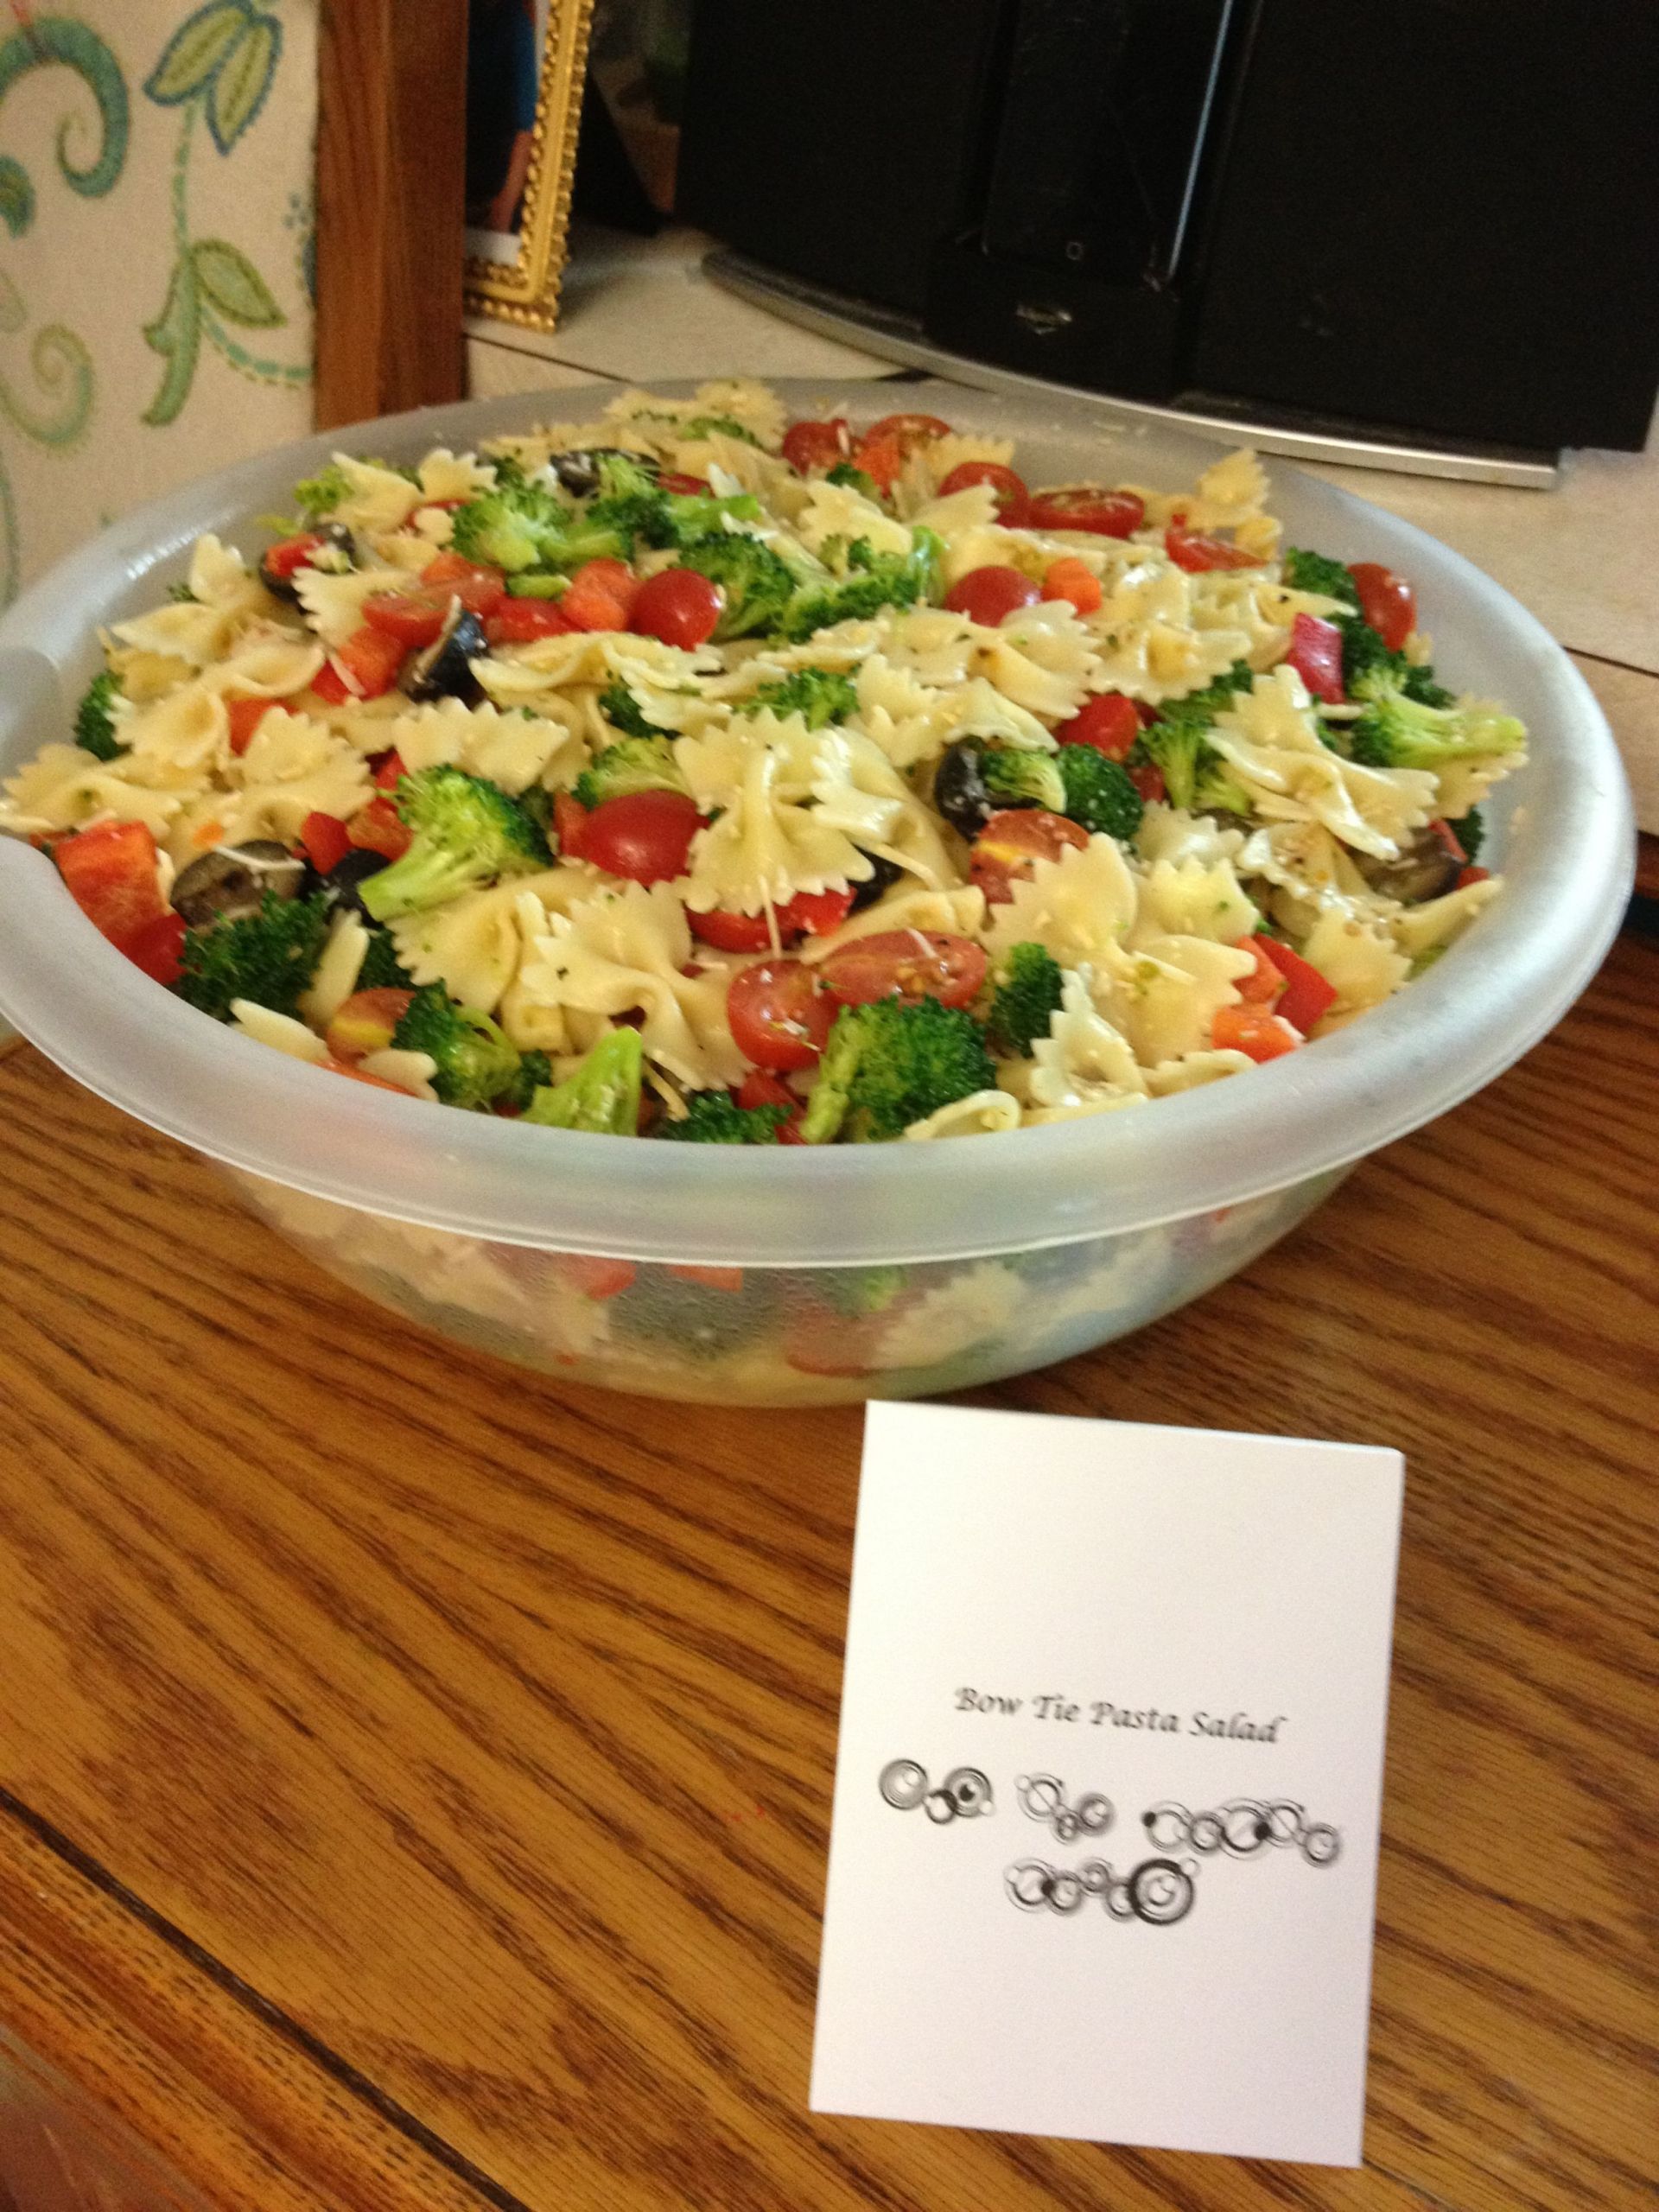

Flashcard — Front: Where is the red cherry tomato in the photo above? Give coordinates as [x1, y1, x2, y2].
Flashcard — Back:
[944, 564, 1043, 626]
[118, 908, 187, 986]
[630, 566, 723, 649]
[486, 596, 575, 645]
[553, 791, 588, 859]
[781, 418, 850, 474]
[687, 906, 771, 952]
[558, 557, 638, 632]
[658, 471, 708, 495]
[1234, 938, 1289, 1006]
[314, 625, 408, 702]
[969, 808, 1089, 905]
[1347, 562, 1415, 652]
[1457, 864, 1491, 890]
[580, 790, 701, 884]
[1129, 761, 1167, 804]
[1166, 522, 1262, 573]
[1286, 611, 1345, 703]
[326, 987, 416, 1063]
[1254, 937, 1338, 1033]
[1212, 1004, 1302, 1061]
[737, 1067, 805, 1143]
[226, 696, 274, 755]
[727, 958, 834, 1071]
[1040, 556, 1103, 614]
[688, 883, 854, 953]
[666, 1262, 747, 1291]
[346, 795, 412, 861]
[783, 1306, 885, 1376]
[937, 461, 1030, 524]
[54, 820, 165, 944]
[785, 885, 855, 937]
[300, 810, 353, 874]
[1026, 487, 1145, 538]
[863, 412, 953, 452]
[817, 929, 987, 1011]
[263, 531, 328, 582]
[1055, 693, 1141, 760]
[371, 749, 408, 791]
[419, 551, 508, 619]
[363, 587, 453, 650]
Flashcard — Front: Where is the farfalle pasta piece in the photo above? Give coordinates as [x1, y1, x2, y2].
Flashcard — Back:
[792, 478, 917, 561]
[390, 867, 580, 1014]
[298, 911, 370, 1029]
[1130, 855, 1259, 946]
[169, 711, 370, 859]
[902, 1090, 1023, 1139]
[0, 744, 186, 837]
[1135, 803, 1247, 869]
[327, 454, 427, 535]
[416, 449, 495, 503]
[1389, 874, 1502, 959]
[110, 535, 270, 665]
[197, 627, 326, 701]
[983, 834, 1139, 966]
[1028, 967, 1149, 1111]
[1102, 934, 1256, 1065]
[973, 601, 1098, 720]
[1236, 819, 1394, 932]
[873, 1261, 1024, 1370]
[1207, 667, 1438, 859]
[677, 712, 883, 914]
[800, 883, 988, 963]
[293, 564, 410, 650]
[1299, 908, 1411, 1026]
[518, 882, 747, 1088]
[356, 697, 579, 796]
[906, 483, 1001, 538]
[1143, 1049, 1255, 1094]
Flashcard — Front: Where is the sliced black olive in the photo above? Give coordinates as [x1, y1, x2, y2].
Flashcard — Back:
[546, 447, 658, 499]
[932, 739, 995, 840]
[848, 853, 906, 912]
[315, 847, 391, 918]
[172, 841, 306, 926]
[259, 520, 353, 602]
[406, 603, 486, 703]
[1354, 825, 1461, 904]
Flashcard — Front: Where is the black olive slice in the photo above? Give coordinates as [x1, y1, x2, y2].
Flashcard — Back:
[172, 841, 306, 926]
[406, 603, 486, 703]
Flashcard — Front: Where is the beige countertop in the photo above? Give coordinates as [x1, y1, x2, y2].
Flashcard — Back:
[468, 225, 1659, 840]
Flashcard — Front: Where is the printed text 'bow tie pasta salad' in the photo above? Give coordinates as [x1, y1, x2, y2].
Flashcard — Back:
[3, 382, 1526, 1141]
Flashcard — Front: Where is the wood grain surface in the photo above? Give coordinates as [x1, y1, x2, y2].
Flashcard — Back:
[0, 931, 1654, 2212]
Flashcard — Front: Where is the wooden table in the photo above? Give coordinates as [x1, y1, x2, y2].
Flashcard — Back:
[0, 928, 1655, 2212]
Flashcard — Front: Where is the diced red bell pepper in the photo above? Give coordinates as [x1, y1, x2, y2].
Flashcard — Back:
[556, 1254, 637, 1300]
[346, 795, 412, 861]
[372, 749, 409, 791]
[312, 625, 408, 704]
[1255, 936, 1338, 1033]
[1212, 1004, 1303, 1061]
[118, 908, 187, 986]
[226, 696, 275, 755]
[1457, 865, 1491, 890]
[263, 531, 328, 582]
[1286, 613, 1345, 704]
[55, 819, 166, 944]
[300, 810, 353, 874]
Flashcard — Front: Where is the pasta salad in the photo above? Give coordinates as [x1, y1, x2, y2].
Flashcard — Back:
[2, 380, 1527, 1143]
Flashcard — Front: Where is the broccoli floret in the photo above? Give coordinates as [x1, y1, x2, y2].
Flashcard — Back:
[293, 461, 353, 521]
[573, 736, 687, 810]
[801, 998, 997, 1144]
[982, 747, 1065, 811]
[680, 412, 760, 443]
[676, 533, 799, 639]
[1281, 548, 1362, 611]
[359, 766, 549, 922]
[1346, 669, 1526, 773]
[356, 927, 414, 990]
[1446, 806, 1484, 862]
[657, 1090, 789, 1143]
[1338, 617, 1452, 707]
[501, 1048, 553, 1114]
[738, 667, 860, 729]
[825, 462, 880, 499]
[1135, 664, 1257, 814]
[177, 891, 332, 1022]
[779, 528, 943, 642]
[450, 477, 626, 575]
[391, 985, 523, 1109]
[73, 670, 124, 760]
[986, 943, 1065, 1058]
[522, 1027, 644, 1134]
[1055, 746, 1144, 839]
[819, 1264, 906, 1314]
[596, 680, 671, 740]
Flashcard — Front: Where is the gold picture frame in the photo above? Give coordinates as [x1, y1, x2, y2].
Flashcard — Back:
[464, 0, 597, 332]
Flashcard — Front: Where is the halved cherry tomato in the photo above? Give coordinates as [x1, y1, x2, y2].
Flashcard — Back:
[938, 461, 1030, 524]
[737, 1067, 805, 1143]
[118, 908, 187, 986]
[313, 624, 408, 702]
[726, 958, 834, 1071]
[1347, 562, 1415, 652]
[969, 808, 1089, 904]
[553, 791, 588, 858]
[1129, 761, 1166, 804]
[630, 566, 722, 649]
[263, 531, 328, 582]
[1054, 692, 1141, 760]
[326, 987, 415, 1063]
[667, 1264, 746, 1292]
[363, 588, 452, 650]
[944, 564, 1042, 626]
[781, 419, 850, 474]
[1166, 522, 1262, 573]
[818, 929, 987, 1010]
[1040, 556, 1103, 614]
[581, 790, 701, 883]
[658, 471, 708, 495]
[688, 883, 854, 953]
[372, 749, 408, 791]
[1212, 1004, 1302, 1061]
[300, 810, 353, 874]
[849, 434, 903, 491]
[1286, 612, 1345, 703]
[1235, 938, 1289, 1006]
[1255, 937, 1338, 1033]
[786, 885, 855, 938]
[863, 412, 952, 452]
[226, 696, 275, 755]
[420, 551, 508, 619]
[486, 596, 574, 645]
[347, 795, 412, 861]
[557, 1254, 637, 1300]
[1026, 487, 1145, 538]
[55, 820, 165, 944]
[558, 557, 637, 632]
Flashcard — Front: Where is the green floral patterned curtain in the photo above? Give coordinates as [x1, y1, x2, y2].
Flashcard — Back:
[0, 0, 316, 606]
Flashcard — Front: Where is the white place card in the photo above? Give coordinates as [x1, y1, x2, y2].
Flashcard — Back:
[811, 1403, 1404, 2168]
